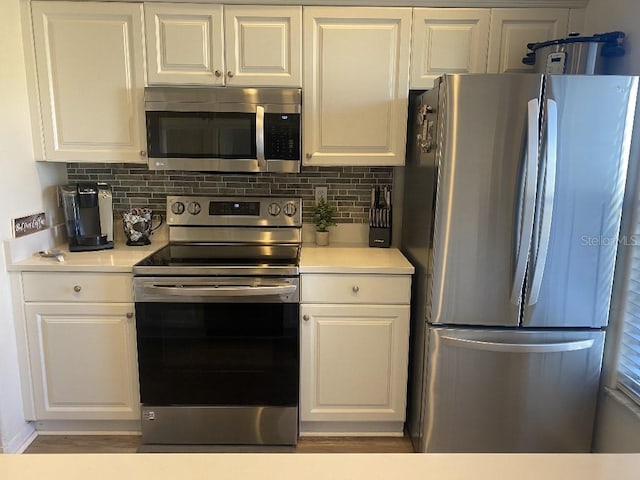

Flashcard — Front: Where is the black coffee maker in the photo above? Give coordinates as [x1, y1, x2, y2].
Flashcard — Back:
[60, 183, 114, 251]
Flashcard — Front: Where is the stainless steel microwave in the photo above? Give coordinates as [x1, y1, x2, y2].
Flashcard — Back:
[145, 87, 301, 173]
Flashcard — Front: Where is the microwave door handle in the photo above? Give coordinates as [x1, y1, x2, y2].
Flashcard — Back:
[256, 105, 266, 171]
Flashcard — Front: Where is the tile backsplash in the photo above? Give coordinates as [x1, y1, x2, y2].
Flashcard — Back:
[67, 164, 393, 224]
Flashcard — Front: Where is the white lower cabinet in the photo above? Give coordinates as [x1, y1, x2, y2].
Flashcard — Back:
[20, 273, 140, 421]
[300, 274, 411, 435]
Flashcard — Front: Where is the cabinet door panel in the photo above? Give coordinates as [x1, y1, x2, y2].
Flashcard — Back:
[300, 304, 410, 422]
[411, 9, 490, 89]
[31, 2, 145, 162]
[145, 3, 224, 85]
[303, 7, 411, 166]
[224, 6, 301, 87]
[25, 303, 139, 420]
[317, 319, 393, 406]
[487, 8, 569, 73]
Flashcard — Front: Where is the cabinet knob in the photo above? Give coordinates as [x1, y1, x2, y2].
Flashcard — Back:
[227, 71, 234, 78]
[352, 286, 360, 293]
[303, 315, 310, 321]
[126, 312, 133, 319]
[140, 150, 146, 157]
[305, 153, 312, 159]
[73, 285, 82, 293]
[215, 70, 222, 78]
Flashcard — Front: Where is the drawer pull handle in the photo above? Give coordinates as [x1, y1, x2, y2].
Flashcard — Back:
[352, 286, 360, 293]
[73, 285, 82, 293]
[303, 315, 310, 321]
[126, 312, 133, 319]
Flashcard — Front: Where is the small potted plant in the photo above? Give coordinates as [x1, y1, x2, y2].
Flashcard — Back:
[312, 197, 337, 246]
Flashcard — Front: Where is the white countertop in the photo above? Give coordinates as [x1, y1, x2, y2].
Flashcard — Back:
[300, 246, 414, 274]
[7, 240, 414, 275]
[6, 240, 166, 273]
[1, 453, 639, 480]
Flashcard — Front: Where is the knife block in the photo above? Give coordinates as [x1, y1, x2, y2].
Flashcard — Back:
[369, 227, 391, 248]
[368, 201, 391, 248]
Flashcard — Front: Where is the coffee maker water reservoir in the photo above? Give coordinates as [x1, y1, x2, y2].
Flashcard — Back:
[60, 183, 114, 251]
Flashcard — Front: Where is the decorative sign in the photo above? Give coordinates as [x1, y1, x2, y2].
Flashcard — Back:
[13, 212, 47, 238]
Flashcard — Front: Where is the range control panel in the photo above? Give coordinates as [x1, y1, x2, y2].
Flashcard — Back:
[166, 196, 302, 227]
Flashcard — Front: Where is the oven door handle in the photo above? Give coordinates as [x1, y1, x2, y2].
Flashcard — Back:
[142, 283, 297, 298]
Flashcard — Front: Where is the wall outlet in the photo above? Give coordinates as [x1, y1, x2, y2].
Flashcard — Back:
[315, 186, 328, 204]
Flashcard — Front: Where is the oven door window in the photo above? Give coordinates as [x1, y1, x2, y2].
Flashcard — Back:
[136, 302, 298, 406]
[146, 112, 256, 159]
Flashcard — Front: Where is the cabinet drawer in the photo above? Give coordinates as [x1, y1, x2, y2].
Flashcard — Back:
[301, 274, 411, 304]
[22, 272, 133, 302]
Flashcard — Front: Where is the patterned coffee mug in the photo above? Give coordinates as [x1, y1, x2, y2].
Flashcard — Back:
[122, 208, 162, 246]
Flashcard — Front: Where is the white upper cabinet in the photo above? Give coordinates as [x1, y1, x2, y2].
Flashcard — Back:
[144, 3, 224, 85]
[31, 1, 146, 162]
[303, 7, 411, 167]
[410, 8, 490, 89]
[487, 8, 569, 73]
[224, 6, 302, 87]
[568, 8, 586, 35]
[144, 3, 302, 86]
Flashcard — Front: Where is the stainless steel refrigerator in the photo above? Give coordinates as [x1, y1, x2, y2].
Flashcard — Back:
[401, 74, 638, 453]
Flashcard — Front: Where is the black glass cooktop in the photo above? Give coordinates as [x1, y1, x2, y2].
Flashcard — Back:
[135, 244, 300, 269]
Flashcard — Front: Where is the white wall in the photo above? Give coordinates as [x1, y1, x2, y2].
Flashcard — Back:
[584, 0, 640, 453]
[0, 0, 67, 453]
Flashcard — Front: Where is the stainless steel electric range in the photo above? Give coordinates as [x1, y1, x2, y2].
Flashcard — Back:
[132, 196, 302, 451]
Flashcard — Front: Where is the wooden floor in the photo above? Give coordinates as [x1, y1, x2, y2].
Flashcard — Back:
[24, 435, 414, 454]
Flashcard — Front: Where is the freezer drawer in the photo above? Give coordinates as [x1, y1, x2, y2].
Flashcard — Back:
[418, 327, 604, 453]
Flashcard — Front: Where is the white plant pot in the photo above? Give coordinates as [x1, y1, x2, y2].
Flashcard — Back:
[315, 231, 330, 246]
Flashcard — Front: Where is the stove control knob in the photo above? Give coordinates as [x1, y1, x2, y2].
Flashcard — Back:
[188, 202, 201, 215]
[283, 201, 297, 217]
[268, 202, 281, 216]
[171, 201, 185, 215]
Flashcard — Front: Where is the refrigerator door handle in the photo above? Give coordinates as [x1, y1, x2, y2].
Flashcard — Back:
[510, 99, 540, 304]
[528, 99, 558, 305]
[440, 335, 594, 353]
